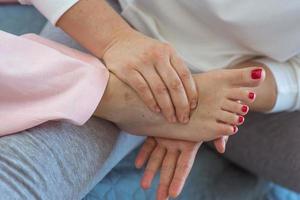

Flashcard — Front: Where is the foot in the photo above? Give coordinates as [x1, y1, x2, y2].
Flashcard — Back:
[95, 67, 265, 142]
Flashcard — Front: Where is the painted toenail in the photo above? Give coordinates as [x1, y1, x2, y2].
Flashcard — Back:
[238, 116, 244, 124]
[248, 92, 256, 100]
[233, 126, 238, 133]
[251, 69, 262, 79]
[242, 105, 249, 113]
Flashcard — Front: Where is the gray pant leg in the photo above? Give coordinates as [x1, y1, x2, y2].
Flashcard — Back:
[224, 111, 300, 192]
[0, 118, 119, 200]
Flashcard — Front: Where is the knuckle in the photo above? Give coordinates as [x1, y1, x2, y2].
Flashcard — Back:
[151, 44, 172, 59]
[139, 54, 151, 66]
[170, 79, 183, 91]
[136, 83, 148, 93]
[145, 98, 156, 107]
[124, 61, 135, 69]
[145, 138, 156, 147]
[179, 69, 191, 80]
[155, 84, 168, 94]
[162, 43, 173, 52]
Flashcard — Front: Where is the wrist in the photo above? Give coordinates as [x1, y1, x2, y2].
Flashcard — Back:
[57, 0, 133, 59]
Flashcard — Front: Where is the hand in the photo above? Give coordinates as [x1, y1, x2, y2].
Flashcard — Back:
[103, 30, 198, 124]
[213, 136, 229, 153]
[135, 137, 202, 200]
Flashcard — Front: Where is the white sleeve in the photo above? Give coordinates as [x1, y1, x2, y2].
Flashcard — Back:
[18, 0, 79, 25]
[255, 56, 300, 112]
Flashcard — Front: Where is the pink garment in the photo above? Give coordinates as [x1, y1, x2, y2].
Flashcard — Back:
[0, 30, 109, 136]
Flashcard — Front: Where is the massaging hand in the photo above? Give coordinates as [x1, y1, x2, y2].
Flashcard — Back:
[135, 137, 202, 200]
[135, 136, 229, 200]
[103, 30, 198, 124]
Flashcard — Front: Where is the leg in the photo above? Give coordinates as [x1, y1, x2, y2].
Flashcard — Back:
[0, 117, 119, 199]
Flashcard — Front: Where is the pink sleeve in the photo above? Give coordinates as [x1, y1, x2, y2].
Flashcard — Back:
[0, 30, 109, 136]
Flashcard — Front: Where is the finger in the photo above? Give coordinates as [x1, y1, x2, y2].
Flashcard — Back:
[155, 59, 190, 124]
[170, 53, 198, 110]
[157, 150, 180, 200]
[213, 136, 229, 154]
[169, 148, 199, 198]
[139, 67, 177, 123]
[121, 69, 161, 113]
[135, 137, 157, 169]
[141, 146, 166, 189]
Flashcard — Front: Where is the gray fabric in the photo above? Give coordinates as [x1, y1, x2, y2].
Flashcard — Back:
[224, 111, 300, 192]
[0, 118, 119, 200]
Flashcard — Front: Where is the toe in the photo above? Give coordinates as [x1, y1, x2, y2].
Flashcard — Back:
[226, 67, 265, 87]
[217, 111, 243, 125]
[222, 100, 249, 115]
[215, 123, 237, 136]
[227, 88, 256, 104]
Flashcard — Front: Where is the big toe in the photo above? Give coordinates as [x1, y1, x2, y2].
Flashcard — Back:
[226, 67, 266, 87]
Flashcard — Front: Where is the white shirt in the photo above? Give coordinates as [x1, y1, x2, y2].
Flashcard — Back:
[119, 0, 300, 71]
[119, 0, 300, 112]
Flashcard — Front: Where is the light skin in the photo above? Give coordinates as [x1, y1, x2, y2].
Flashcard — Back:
[135, 61, 277, 200]
[56, 1, 275, 199]
[94, 67, 265, 141]
[57, 0, 198, 124]
[92, 66, 267, 200]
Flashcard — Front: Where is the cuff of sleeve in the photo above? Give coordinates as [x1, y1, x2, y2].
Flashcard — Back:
[255, 58, 299, 113]
[19, 0, 79, 25]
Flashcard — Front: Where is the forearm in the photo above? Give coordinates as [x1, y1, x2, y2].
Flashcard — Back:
[57, 0, 133, 58]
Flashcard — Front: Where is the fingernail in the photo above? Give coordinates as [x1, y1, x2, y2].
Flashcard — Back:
[238, 116, 244, 124]
[248, 92, 256, 100]
[251, 69, 262, 79]
[191, 100, 197, 109]
[222, 138, 226, 151]
[154, 106, 161, 113]
[182, 115, 189, 123]
[171, 115, 177, 123]
[241, 105, 249, 113]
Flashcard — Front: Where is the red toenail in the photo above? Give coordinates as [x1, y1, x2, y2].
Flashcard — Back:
[233, 126, 238, 133]
[238, 116, 244, 124]
[242, 105, 249, 113]
[248, 92, 255, 100]
[251, 69, 262, 79]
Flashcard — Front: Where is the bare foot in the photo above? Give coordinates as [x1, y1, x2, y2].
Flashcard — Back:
[95, 67, 265, 142]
